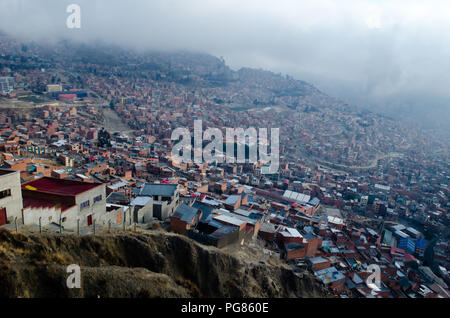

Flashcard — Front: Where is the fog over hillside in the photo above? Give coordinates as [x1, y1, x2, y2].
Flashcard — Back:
[1, 0, 450, 131]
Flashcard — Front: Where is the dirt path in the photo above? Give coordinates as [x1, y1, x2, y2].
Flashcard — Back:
[101, 107, 134, 135]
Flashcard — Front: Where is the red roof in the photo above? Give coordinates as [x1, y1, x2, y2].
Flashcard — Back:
[23, 198, 74, 212]
[22, 177, 102, 196]
[390, 246, 406, 256]
[404, 254, 417, 263]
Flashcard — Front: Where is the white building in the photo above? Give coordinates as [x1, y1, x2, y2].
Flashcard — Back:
[21, 177, 110, 230]
[0, 77, 15, 94]
[0, 169, 24, 225]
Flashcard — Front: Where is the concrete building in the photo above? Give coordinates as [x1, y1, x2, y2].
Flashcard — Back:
[21, 177, 108, 230]
[46, 84, 62, 92]
[138, 183, 180, 220]
[130, 195, 153, 223]
[0, 77, 15, 94]
[0, 169, 24, 225]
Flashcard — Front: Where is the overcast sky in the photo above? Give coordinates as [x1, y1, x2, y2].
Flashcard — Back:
[1, 0, 450, 126]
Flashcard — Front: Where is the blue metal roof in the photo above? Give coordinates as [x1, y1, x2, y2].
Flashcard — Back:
[173, 204, 199, 223]
[192, 201, 214, 222]
[140, 183, 178, 196]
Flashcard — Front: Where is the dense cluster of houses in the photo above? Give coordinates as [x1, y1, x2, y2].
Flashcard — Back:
[0, 34, 449, 298]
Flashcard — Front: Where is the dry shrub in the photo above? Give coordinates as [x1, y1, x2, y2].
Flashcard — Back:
[175, 276, 201, 297]
[0, 242, 8, 256]
[0, 241, 30, 257]
[152, 222, 161, 230]
[49, 252, 71, 264]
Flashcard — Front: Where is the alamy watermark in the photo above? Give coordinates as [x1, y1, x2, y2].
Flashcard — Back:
[366, 264, 381, 291]
[66, 264, 81, 289]
[66, 4, 81, 29]
[0, 2, 80, 29]
[171, 120, 279, 174]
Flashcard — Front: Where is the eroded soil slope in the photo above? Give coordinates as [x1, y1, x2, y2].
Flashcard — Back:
[0, 228, 331, 298]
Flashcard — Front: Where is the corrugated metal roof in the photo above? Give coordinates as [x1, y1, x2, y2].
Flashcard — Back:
[224, 195, 240, 205]
[173, 204, 199, 223]
[280, 227, 303, 238]
[234, 209, 251, 217]
[283, 190, 311, 204]
[213, 214, 245, 227]
[140, 183, 178, 196]
[131, 196, 152, 206]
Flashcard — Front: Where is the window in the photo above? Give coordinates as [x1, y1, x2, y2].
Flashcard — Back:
[80, 200, 90, 210]
[0, 189, 11, 199]
[93, 195, 102, 203]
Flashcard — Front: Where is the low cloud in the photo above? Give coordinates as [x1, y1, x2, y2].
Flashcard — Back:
[1, 0, 450, 126]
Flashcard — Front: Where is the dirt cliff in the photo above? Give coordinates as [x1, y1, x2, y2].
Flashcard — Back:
[0, 228, 332, 298]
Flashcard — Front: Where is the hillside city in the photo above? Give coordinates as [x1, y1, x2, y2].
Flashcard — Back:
[0, 34, 449, 298]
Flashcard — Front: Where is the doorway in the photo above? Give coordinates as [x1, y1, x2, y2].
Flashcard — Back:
[0, 208, 6, 226]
